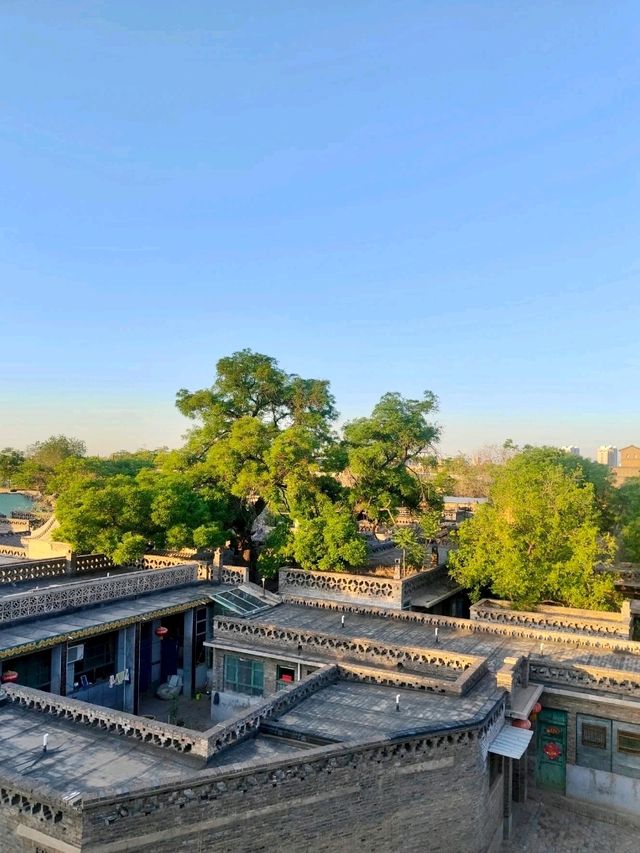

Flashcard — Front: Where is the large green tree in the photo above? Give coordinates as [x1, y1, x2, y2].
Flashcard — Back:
[343, 391, 440, 525]
[0, 448, 25, 487]
[174, 350, 343, 559]
[449, 448, 619, 610]
[616, 478, 640, 562]
[54, 462, 228, 562]
[12, 435, 86, 493]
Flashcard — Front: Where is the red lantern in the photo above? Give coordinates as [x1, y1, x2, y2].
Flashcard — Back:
[1, 671, 18, 683]
[512, 719, 532, 730]
[155, 626, 169, 640]
[532, 702, 542, 715]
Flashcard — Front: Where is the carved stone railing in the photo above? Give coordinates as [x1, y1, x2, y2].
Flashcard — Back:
[202, 665, 339, 758]
[278, 565, 453, 610]
[74, 552, 113, 573]
[0, 543, 27, 558]
[0, 564, 203, 625]
[280, 594, 640, 655]
[218, 564, 250, 585]
[2, 685, 207, 758]
[470, 598, 631, 639]
[128, 553, 194, 570]
[530, 660, 640, 699]
[279, 566, 398, 605]
[213, 616, 486, 694]
[0, 555, 66, 585]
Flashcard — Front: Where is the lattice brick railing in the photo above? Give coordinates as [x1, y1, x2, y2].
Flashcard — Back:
[219, 565, 249, 585]
[280, 595, 640, 655]
[279, 567, 398, 604]
[0, 564, 202, 624]
[2, 685, 206, 758]
[470, 598, 630, 639]
[202, 665, 339, 758]
[213, 616, 486, 694]
[0, 556, 66, 585]
[529, 661, 640, 698]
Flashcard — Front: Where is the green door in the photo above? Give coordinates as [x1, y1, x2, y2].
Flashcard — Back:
[536, 708, 567, 793]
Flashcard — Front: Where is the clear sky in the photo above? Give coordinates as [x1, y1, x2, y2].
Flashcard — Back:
[1, 2, 639, 459]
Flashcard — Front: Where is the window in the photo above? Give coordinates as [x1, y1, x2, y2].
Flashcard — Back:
[224, 655, 264, 696]
[582, 724, 607, 750]
[617, 731, 640, 755]
[276, 665, 296, 691]
[73, 633, 116, 685]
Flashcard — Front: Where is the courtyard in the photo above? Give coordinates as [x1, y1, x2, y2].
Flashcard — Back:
[506, 795, 640, 853]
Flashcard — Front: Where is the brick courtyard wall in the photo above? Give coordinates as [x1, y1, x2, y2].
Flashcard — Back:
[78, 700, 506, 853]
[0, 766, 81, 853]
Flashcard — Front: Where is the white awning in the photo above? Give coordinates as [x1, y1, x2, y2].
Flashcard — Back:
[489, 724, 533, 760]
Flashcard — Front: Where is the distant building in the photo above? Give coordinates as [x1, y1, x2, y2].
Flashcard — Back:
[597, 445, 618, 468]
[613, 445, 640, 486]
[561, 446, 580, 456]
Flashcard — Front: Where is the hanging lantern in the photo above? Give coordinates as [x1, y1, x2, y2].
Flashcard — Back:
[1, 671, 18, 683]
[512, 719, 532, 730]
[155, 626, 169, 640]
[532, 702, 542, 715]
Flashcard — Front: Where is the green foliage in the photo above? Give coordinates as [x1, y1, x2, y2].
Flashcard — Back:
[11, 435, 86, 493]
[617, 479, 640, 561]
[53, 465, 229, 561]
[392, 526, 425, 569]
[256, 519, 293, 579]
[111, 533, 147, 566]
[0, 448, 25, 486]
[449, 449, 619, 611]
[418, 509, 441, 542]
[291, 503, 367, 572]
[343, 391, 440, 523]
[175, 350, 339, 555]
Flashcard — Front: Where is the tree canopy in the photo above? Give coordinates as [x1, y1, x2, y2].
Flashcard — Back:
[449, 448, 619, 610]
[343, 391, 440, 524]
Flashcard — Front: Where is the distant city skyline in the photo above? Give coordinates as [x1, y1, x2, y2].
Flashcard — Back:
[2, 4, 639, 458]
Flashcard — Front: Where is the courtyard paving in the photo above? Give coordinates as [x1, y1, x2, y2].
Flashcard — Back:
[506, 796, 640, 852]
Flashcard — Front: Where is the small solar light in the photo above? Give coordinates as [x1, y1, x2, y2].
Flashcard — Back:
[341, 615, 345, 628]
[434, 626, 439, 644]
[396, 694, 401, 712]
[42, 733, 49, 754]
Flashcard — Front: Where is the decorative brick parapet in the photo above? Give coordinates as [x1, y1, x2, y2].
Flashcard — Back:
[279, 565, 452, 610]
[279, 566, 398, 604]
[0, 556, 67, 585]
[280, 595, 640, 655]
[2, 685, 207, 758]
[470, 598, 631, 639]
[212, 616, 486, 695]
[0, 763, 77, 831]
[529, 660, 640, 698]
[214, 565, 250, 586]
[0, 564, 203, 625]
[202, 666, 339, 759]
[79, 694, 506, 822]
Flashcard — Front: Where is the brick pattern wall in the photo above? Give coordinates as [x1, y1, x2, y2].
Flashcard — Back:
[79, 704, 506, 853]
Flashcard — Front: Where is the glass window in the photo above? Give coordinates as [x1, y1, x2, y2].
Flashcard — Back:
[276, 665, 296, 691]
[618, 731, 640, 755]
[224, 655, 264, 696]
[582, 724, 607, 750]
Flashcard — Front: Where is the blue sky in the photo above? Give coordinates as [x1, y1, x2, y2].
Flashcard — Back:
[1, 2, 639, 459]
